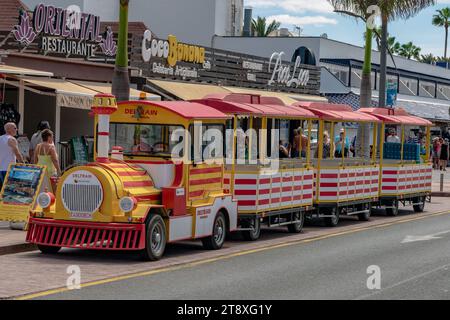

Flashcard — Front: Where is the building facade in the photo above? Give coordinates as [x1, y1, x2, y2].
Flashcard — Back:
[212, 36, 450, 129]
[21, 0, 244, 47]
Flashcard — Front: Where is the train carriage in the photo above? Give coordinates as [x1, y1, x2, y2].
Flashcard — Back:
[26, 94, 238, 260]
[24, 92, 436, 261]
[293, 102, 382, 226]
[197, 93, 317, 240]
[360, 107, 433, 215]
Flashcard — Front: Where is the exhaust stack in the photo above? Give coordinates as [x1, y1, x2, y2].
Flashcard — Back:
[91, 93, 118, 163]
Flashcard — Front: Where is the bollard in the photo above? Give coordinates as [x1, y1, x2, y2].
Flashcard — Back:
[441, 173, 444, 192]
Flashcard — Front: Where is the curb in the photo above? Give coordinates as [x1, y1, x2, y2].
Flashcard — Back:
[431, 192, 450, 197]
[0, 243, 37, 256]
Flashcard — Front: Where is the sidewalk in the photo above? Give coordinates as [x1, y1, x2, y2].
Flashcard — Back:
[0, 172, 448, 256]
[0, 222, 35, 255]
[432, 169, 450, 196]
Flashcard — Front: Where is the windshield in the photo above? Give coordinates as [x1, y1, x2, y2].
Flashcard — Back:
[109, 123, 184, 157]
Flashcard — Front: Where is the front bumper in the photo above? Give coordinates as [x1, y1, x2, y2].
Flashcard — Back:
[26, 218, 146, 250]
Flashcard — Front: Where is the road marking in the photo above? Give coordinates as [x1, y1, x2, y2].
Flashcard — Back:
[402, 229, 450, 243]
[15, 209, 450, 300]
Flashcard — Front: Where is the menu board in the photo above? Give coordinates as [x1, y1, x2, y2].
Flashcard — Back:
[0, 164, 47, 223]
[70, 136, 89, 164]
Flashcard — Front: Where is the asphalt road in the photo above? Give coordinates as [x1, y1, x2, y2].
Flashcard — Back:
[37, 211, 450, 300]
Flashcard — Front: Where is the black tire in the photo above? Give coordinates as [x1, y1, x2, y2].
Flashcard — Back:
[37, 245, 61, 254]
[358, 203, 371, 221]
[242, 217, 261, 241]
[386, 200, 399, 217]
[287, 211, 304, 233]
[324, 207, 339, 227]
[140, 215, 167, 261]
[202, 211, 227, 250]
[413, 196, 426, 213]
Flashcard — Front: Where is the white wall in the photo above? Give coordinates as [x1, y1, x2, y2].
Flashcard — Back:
[83, 0, 118, 21]
[214, 36, 322, 62]
[22, 0, 84, 11]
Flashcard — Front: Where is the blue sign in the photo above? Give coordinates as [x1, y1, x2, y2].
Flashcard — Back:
[386, 81, 397, 107]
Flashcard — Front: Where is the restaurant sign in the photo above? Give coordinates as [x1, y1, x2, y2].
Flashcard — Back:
[11, 3, 116, 58]
[141, 30, 210, 79]
[133, 31, 320, 94]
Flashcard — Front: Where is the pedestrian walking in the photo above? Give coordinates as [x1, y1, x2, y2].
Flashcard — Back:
[33, 129, 61, 178]
[29, 121, 50, 163]
[440, 138, 449, 171]
[0, 122, 25, 187]
[432, 137, 441, 169]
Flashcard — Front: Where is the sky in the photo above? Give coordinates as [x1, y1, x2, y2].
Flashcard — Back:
[246, 0, 450, 58]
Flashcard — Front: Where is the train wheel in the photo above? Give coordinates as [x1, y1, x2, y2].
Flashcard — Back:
[324, 207, 339, 227]
[242, 217, 261, 241]
[141, 215, 166, 261]
[287, 211, 304, 233]
[413, 196, 426, 213]
[202, 211, 226, 250]
[37, 245, 61, 254]
[386, 199, 399, 217]
[358, 203, 371, 221]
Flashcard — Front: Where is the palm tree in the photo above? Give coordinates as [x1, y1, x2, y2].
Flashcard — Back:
[398, 41, 421, 60]
[111, 0, 130, 102]
[364, 26, 382, 51]
[377, 1, 435, 107]
[327, 1, 375, 158]
[432, 8, 450, 59]
[251, 16, 281, 37]
[387, 36, 401, 54]
[420, 53, 436, 64]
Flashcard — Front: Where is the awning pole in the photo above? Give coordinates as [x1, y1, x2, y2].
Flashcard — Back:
[18, 80, 24, 134]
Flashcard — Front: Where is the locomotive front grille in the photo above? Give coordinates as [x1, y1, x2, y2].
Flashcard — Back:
[62, 184, 103, 215]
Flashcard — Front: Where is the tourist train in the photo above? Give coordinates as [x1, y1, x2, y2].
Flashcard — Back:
[25, 92, 433, 260]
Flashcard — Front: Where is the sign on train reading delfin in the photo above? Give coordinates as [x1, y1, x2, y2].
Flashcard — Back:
[0, 164, 47, 223]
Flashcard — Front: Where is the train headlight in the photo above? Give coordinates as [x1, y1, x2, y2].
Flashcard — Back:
[119, 196, 138, 213]
[37, 192, 55, 209]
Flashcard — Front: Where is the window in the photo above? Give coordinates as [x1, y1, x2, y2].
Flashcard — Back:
[109, 123, 184, 157]
[189, 123, 225, 161]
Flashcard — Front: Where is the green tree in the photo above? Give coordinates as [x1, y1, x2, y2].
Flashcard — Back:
[377, 0, 435, 107]
[387, 36, 401, 54]
[432, 8, 450, 59]
[111, 0, 130, 102]
[327, 1, 375, 158]
[398, 41, 422, 60]
[420, 53, 436, 64]
[251, 16, 281, 37]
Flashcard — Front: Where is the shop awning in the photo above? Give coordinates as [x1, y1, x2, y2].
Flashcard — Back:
[223, 86, 328, 105]
[147, 79, 230, 100]
[21, 77, 98, 110]
[0, 64, 53, 77]
[72, 80, 160, 101]
[146, 79, 327, 104]
[17, 77, 161, 110]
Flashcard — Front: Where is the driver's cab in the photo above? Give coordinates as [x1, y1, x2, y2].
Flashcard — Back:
[96, 100, 231, 202]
